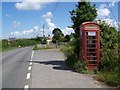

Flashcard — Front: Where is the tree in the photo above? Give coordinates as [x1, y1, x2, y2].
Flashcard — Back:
[69, 0, 97, 58]
[52, 28, 64, 44]
[64, 35, 70, 42]
[52, 28, 62, 35]
[98, 20, 119, 72]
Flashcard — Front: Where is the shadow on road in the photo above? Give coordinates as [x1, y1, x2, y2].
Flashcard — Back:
[18, 60, 75, 72]
[33, 60, 75, 72]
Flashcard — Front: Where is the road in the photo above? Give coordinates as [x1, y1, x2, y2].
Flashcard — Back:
[2, 47, 32, 88]
[1, 47, 108, 89]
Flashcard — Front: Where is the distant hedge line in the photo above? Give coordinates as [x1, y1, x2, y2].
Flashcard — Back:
[2, 38, 39, 51]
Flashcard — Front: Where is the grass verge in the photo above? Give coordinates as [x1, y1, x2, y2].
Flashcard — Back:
[33, 45, 52, 50]
[96, 71, 120, 87]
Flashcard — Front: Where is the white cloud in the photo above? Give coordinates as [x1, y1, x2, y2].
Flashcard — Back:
[97, 3, 118, 30]
[42, 12, 56, 34]
[12, 21, 22, 28]
[41, 12, 74, 36]
[15, 2, 43, 10]
[97, 4, 110, 18]
[10, 31, 22, 38]
[61, 27, 74, 35]
[42, 12, 53, 19]
[15, 0, 55, 10]
[97, 18, 119, 30]
[6, 14, 10, 17]
[109, 1, 115, 7]
[34, 26, 39, 31]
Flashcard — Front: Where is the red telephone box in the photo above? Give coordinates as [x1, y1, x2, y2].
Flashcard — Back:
[80, 22, 100, 70]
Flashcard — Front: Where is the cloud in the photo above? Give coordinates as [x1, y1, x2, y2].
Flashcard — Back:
[42, 12, 74, 36]
[97, 3, 118, 30]
[10, 31, 22, 38]
[61, 27, 74, 35]
[12, 21, 22, 28]
[6, 14, 10, 17]
[42, 12, 53, 19]
[15, 0, 55, 10]
[42, 12, 56, 34]
[97, 18, 119, 30]
[97, 4, 110, 18]
[109, 1, 115, 7]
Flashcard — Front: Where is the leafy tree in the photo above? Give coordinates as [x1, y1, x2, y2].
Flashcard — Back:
[64, 35, 70, 42]
[52, 28, 62, 35]
[98, 20, 119, 72]
[52, 28, 64, 44]
[69, 0, 97, 57]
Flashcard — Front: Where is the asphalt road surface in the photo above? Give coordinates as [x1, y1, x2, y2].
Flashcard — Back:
[2, 47, 32, 88]
[1, 47, 108, 89]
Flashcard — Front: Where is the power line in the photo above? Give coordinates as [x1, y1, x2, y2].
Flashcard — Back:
[105, 0, 120, 27]
[51, 2, 60, 14]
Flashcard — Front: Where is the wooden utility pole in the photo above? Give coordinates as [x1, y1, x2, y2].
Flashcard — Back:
[43, 24, 45, 38]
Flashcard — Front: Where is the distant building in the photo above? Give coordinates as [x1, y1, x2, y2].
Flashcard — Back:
[47, 35, 52, 44]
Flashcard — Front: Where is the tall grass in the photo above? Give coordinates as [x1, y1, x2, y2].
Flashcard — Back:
[0, 41, 2, 51]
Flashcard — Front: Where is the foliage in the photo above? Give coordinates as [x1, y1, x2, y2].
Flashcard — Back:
[97, 21, 120, 87]
[2, 38, 38, 51]
[33, 45, 52, 50]
[96, 71, 120, 87]
[41, 38, 47, 44]
[98, 20, 119, 72]
[64, 35, 70, 42]
[60, 45, 74, 57]
[73, 60, 87, 74]
[69, 1, 97, 57]
[33, 45, 39, 50]
[52, 28, 64, 44]
[0, 41, 2, 51]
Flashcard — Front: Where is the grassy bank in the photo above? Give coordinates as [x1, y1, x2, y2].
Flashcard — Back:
[0, 41, 1, 51]
[96, 71, 120, 87]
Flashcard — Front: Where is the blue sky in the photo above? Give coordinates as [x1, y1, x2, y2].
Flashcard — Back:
[2, 1, 119, 39]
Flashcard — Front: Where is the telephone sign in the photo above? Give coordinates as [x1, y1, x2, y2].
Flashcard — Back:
[88, 32, 96, 36]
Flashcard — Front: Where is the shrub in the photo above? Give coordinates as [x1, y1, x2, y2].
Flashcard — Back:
[97, 71, 120, 87]
[73, 60, 87, 74]
[33, 45, 39, 50]
[65, 53, 77, 67]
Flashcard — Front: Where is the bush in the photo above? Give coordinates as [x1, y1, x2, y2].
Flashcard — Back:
[60, 45, 74, 57]
[65, 53, 77, 67]
[65, 53, 87, 74]
[73, 60, 87, 74]
[33, 45, 39, 50]
[97, 71, 120, 87]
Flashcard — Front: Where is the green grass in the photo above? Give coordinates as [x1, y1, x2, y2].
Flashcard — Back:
[2, 47, 18, 52]
[0, 41, 1, 52]
[60, 45, 73, 52]
[96, 71, 120, 87]
[33, 45, 52, 50]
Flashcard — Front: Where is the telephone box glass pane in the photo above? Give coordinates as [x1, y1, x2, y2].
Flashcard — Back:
[86, 32, 98, 64]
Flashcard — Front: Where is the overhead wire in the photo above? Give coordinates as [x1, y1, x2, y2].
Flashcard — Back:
[105, 0, 120, 28]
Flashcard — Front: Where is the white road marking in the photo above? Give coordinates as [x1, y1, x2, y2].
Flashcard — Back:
[24, 85, 29, 89]
[30, 59, 32, 61]
[31, 50, 34, 60]
[28, 66, 32, 71]
[26, 73, 31, 79]
[29, 62, 32, 65]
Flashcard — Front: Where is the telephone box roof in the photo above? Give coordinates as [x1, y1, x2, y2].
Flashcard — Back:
[81, 22, 99, 26]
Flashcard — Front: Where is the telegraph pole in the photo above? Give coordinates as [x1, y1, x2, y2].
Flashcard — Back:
[43, 24, 45, 38]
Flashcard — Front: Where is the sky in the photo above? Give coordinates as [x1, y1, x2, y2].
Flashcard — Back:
[1, 0, 119, 39]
